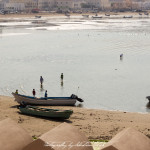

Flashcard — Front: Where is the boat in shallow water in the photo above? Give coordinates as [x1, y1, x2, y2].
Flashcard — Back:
[12, 92, 83, 106]
[19, 105, 73, 119]
[92, 16, 102, 19]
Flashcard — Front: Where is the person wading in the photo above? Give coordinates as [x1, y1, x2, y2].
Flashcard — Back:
[45, 90, 48, 99]
[40, 76, 44, 85]
[32, 89, 36, 97]
[60, 73, 64, 80]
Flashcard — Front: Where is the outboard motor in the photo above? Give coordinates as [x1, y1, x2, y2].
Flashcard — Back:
[146, 96, 150, 102]
[76, 97, 84, 102]
[71, 94, 84, 102]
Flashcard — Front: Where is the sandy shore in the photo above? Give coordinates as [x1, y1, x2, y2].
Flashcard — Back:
[0, 95, 150, 140]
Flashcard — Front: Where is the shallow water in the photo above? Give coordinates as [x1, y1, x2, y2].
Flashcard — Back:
[0, 16, 150, 112]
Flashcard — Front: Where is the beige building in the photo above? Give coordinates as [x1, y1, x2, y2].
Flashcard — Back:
[85, 0, 101, 8]
[4, 0, 55, 12]
[101, 0, 111, 10]
[38, 0, 55, 10]
[72, 0, 85, 9]
[55, 0, 73, 9]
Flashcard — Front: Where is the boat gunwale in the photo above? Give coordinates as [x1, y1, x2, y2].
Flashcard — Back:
[12, 92, 72, 100]
[25, 106, 73, 113]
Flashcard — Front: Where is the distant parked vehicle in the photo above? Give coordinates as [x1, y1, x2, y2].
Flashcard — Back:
[32, 9, 39, 13]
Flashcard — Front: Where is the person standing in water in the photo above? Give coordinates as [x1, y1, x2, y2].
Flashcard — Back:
[32, 89, 36, 97]
[120, 54, 123, 60]
[45, 90, 48, 98]
[15, 89, 18, 94]
[60, 73, 64, 80]
[40, 76, 44, 85]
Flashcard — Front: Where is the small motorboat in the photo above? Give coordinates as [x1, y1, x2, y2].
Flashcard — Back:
[12, 93, 83, 106]
[35, 16, 41, 18]
[123, 16, 133, 18]
[139, 13, 142, 16]
[82, 15, 89, 18]
[65, 14, 70, 17]
[144, 12, 149, 16]
[92, 16, 102, 19]
[19, 105, 73, 119]
[105, 14, 110, 16]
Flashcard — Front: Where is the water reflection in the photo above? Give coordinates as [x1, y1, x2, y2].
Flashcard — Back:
[61, 81, 64, 87]
[146, 102, 150, 112]
[76, 103, 83, 108]
[40, 84, 44, 92]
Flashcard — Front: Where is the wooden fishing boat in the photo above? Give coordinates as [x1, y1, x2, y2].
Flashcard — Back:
[123, 16, 133, 18]
[105, 14, 110, 16]
[92, 16, 102, 19]
[12, 93, 83, 106]
[82, 15, 89, 18]
[35, 15, 41, 18]
[19, 105, 73, 119]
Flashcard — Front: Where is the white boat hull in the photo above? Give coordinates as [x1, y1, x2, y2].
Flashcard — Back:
[12, 93, 77, 106]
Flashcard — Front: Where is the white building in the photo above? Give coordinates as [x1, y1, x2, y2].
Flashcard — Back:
[38, 0, 55, 10]
[85, 0, 101, 8]
[72, 0, 85, 9]
[5, 2, 25, 11]
[101, 0, 111, 10]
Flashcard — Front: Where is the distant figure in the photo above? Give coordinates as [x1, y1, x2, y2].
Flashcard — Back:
[61, 73, 64, 80]
[32, 89, 36, 97]
[40, 76, 44, 85]
[120, 54, 123, 60]
[45, 90, 48, 98]
[15, 89, 18, 94]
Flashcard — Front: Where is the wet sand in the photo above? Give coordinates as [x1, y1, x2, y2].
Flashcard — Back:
[0, 95, 150, 140]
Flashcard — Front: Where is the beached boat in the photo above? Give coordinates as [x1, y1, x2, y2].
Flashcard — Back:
[12, 93, 83, 106]
[19, 105, 73, 119]
[123, 16, 133, 18]
[146, 96, 150, 102]
[144, 12, 149, 16]
[92, 16, 102, 19]
[65, 14, 70, 17]
[35, 16, 41, 18]
[105, 14, 110, 16]
[82, 15, 89, 18]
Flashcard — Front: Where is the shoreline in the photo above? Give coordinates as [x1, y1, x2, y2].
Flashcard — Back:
[0, 11, 149, 19]
[4, 94, 150, 114]
[0, 95, 150, 140]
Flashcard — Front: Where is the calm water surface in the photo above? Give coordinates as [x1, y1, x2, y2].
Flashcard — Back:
[0, 17, 150, 112]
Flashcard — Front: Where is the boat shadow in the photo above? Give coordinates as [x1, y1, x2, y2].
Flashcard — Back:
[17, 111, 72, 123]
[10, 105, 18, 108]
